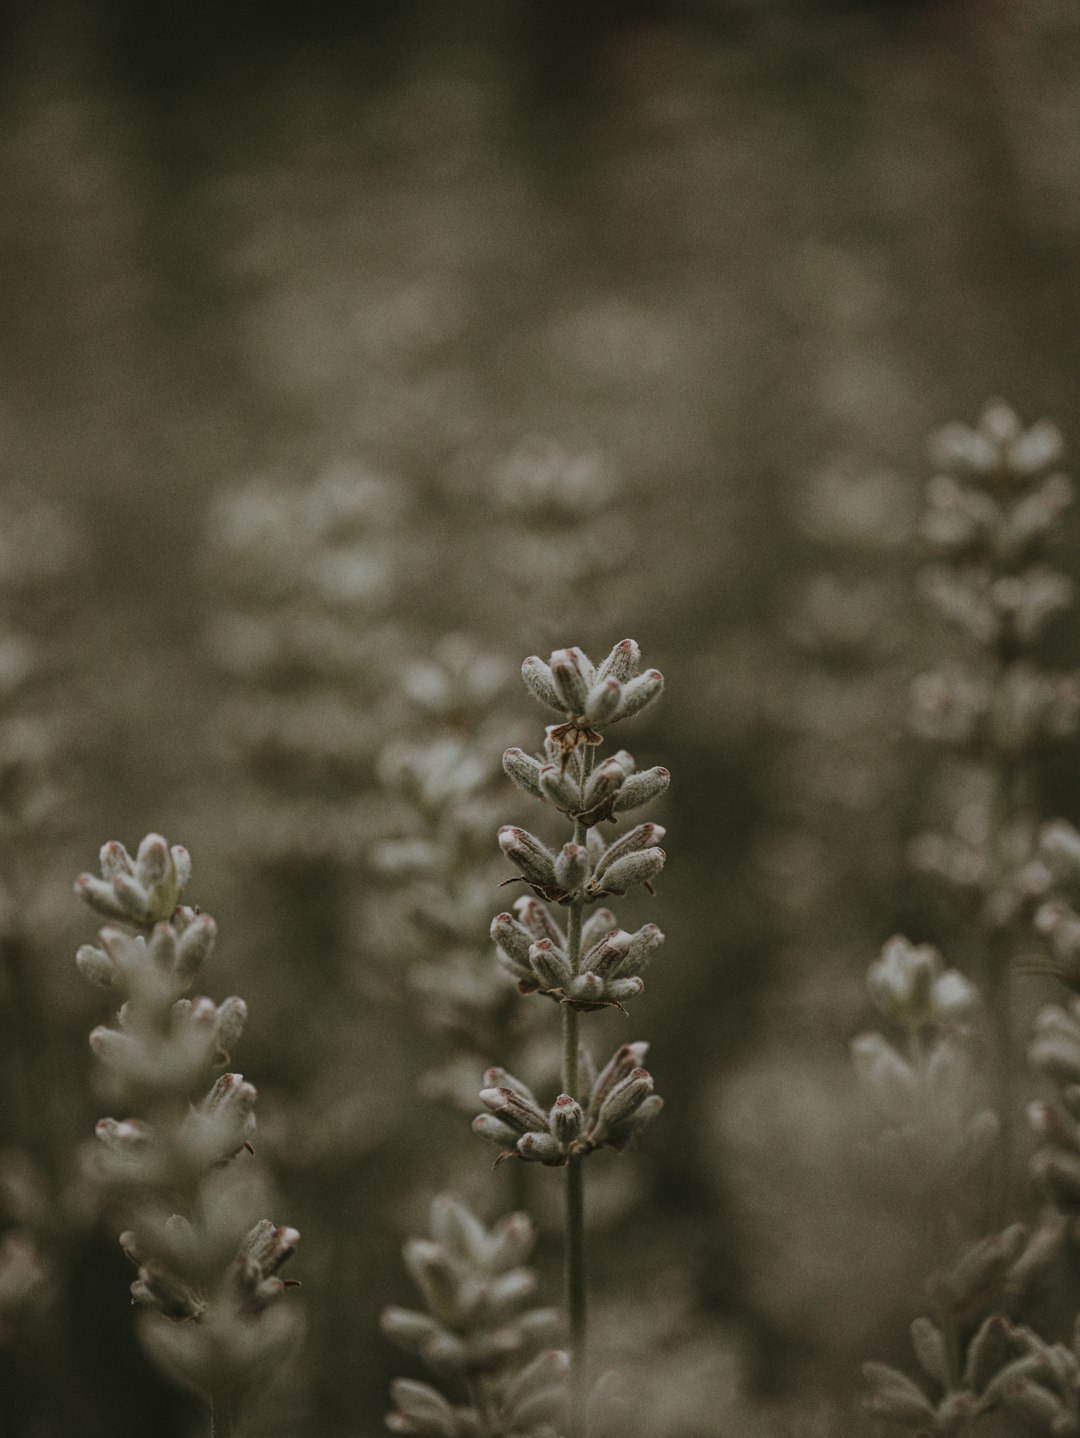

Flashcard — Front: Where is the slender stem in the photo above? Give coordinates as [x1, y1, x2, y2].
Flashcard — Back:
[210, 1393, 240, 1438]
[562, 746, 594, 1437]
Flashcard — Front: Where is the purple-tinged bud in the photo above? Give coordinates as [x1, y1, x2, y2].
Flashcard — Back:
[74, 874, 128, 922]
[498, 827, 557, 888]
[613, 669, 664, 722]
[538, 763, 581, 810]
[554, 842, 588, 893]
[611, 923, 665, 979]
[521, 656, 564, 713]
[583, 929, 633, 978]
[581, 908, 619, 949]
[95, 1117, 151, 1153]
[99, 841, 134, 880]
[76, 943, 116, 990]
[136, 834, 170, 889]
[594, 824, 666, 878]
[569, 973, 605, 1004]
[596, 1068, 654, 1132]
[595, 638, 641, 683]
[516, 1132, 564, 1165]
[583, 756, 628, 808]
[214, 997, 248, 1061]
[548, 648, 593, 713]
[584, 677, 622, 727]
[592, 847, 665, 896]
[529, 940, 573, 990]
[607, 977, 645, 1002]
[503, 748, 544, 799]
[550, 1094, 583, 1145]
[613, 766, 670, 814]
[170, 845, 192, 893]
[472, 1114, 520, 1148]
[175, 914, 217, 983]
[479, 1087, 549, 1133]
[482, 1068, 536, 1101]
[490, 912, 536, 968]
[512, 896, 565, 948]
[112, 873, 153, 922]
[590, 1042, 650, 1113]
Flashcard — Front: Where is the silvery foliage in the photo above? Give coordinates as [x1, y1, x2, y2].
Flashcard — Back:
[909, 400, 1079, 926]
[75, 834, 300, 1409]
[381, 1195, 565, 1437]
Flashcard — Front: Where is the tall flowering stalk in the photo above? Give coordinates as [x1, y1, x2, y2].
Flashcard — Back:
[910, 400, 1078, 1208]
[473, 640, 668, 1434]
[75, 834, 300, 1437]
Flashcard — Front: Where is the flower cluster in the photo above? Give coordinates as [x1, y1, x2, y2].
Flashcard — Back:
[381, 1195, 566, 1437]
[75, 834, 300, 1420]
[851, 936, 992, 1176]
[472, 1043, 664, 1166]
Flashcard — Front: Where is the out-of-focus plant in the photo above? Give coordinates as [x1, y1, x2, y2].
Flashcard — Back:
[75, 834, 300, 1437]
[380, 1194, 565, 1437]
[908, 400, 1079, 1196]
[858, 404, 1080, 1435]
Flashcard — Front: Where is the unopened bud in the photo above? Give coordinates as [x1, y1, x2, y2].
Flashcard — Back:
[549, 647, 594, 714]
[614, 669, 663, 722]
[554, 842, 588, 893]
[498, 827, 557, 888]
[503, 748, 544, 799]
[516, 1132, 564, 1165]
[596, 638, 641, 683]
[613, 766, 670, 813]
[529, 940, 573, 990]
[550, 1094, 583, 1145]
[538, 763, 580, 810]
[593, 847, 665, 895]
[584, 677, 622, 727]
[521, 656, 564, 713]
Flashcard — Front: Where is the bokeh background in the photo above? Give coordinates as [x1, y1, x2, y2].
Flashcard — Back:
[2, 0, 1080, 1433]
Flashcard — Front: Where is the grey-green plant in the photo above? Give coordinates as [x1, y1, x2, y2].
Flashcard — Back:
[857, 403, 1080, 1434]
[75, 834, 300, 1438]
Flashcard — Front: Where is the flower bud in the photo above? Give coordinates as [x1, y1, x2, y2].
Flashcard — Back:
[538, 763, 581, 810]
[549, 648, 593, 713]
[584, 677, 622, 727]
[613, 766, 670, 814]
[554, 842, 588, 893]
[550, 1095, 583, 1145]
[613, 669, 663, 722]
[386, 1378, 458, 1438]
[497, 827, 557, 888]
[515, 1132, 564, 1165]
[582, 929, 633, 979]
[595, 1069, 653, 1135]
[503, 748, 544, 799]
[472, 1114, 520, 1148]
[490, 912, 535, 968]
[569, 973, 605, 1005]
[521, 656, 564, 712]
[581, 908, 619, 949]
[592, 847, 665, 896]
[76, 943, 116, 989]
[595, 638, 641, 683]
[479, 1087, 548, 1134]
[594, 824, 666, 878]
[381, 1306, 443, 1352]
[529, 940, 572, 991]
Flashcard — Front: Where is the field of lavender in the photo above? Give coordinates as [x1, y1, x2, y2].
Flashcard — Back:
[4, 2, 1080, 1435]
